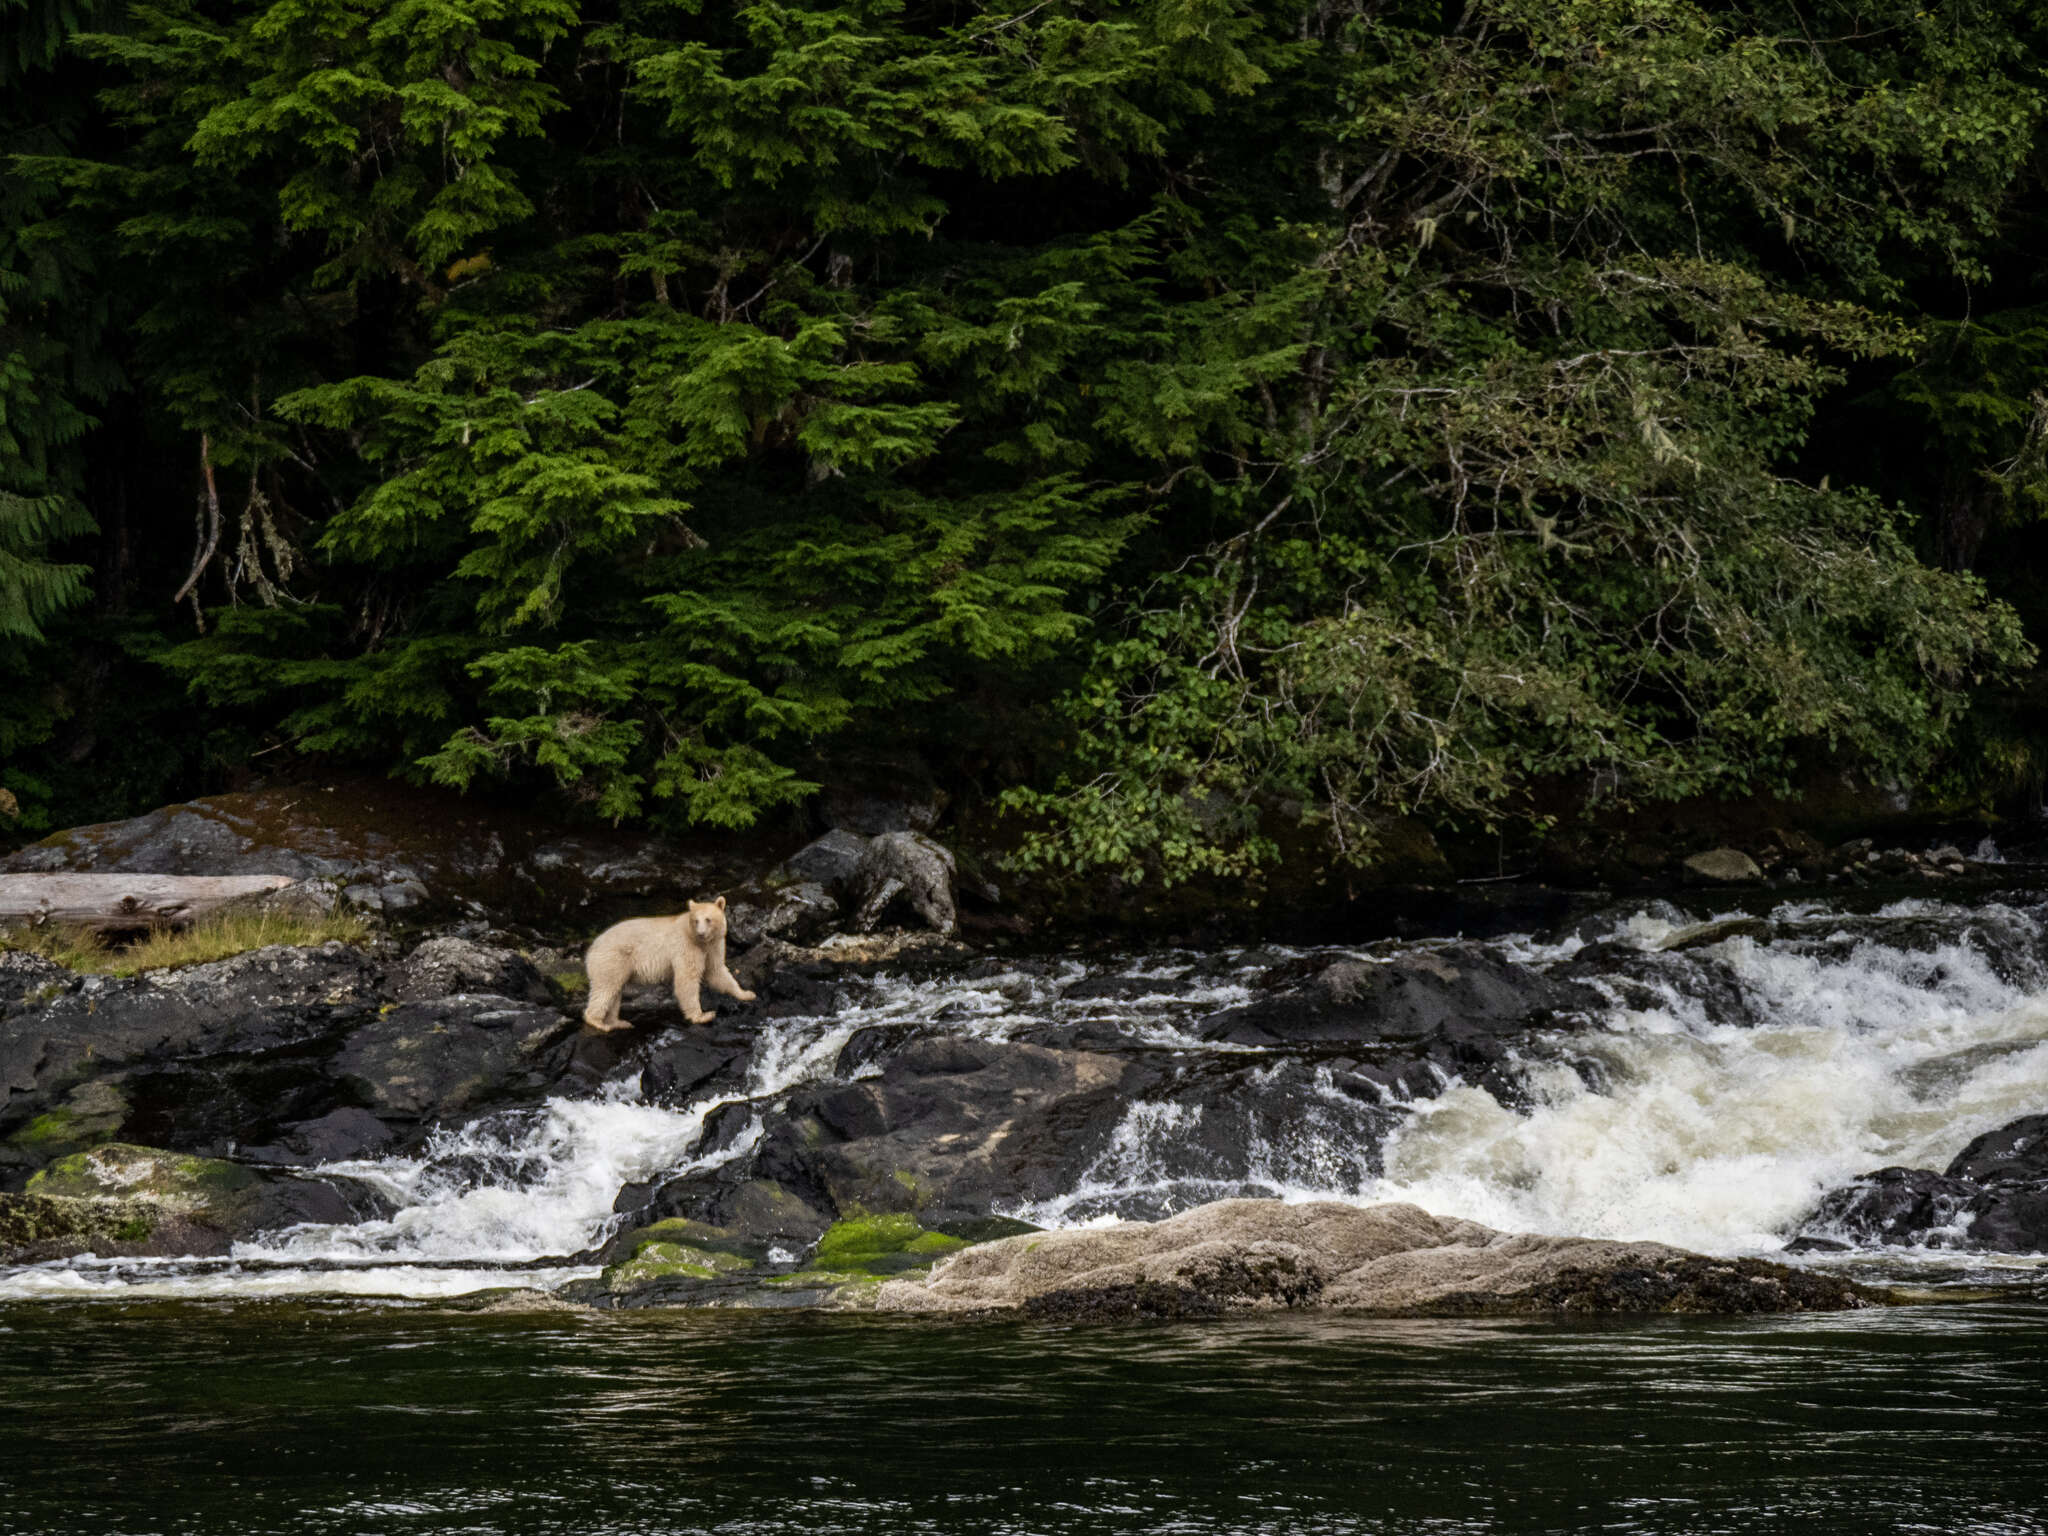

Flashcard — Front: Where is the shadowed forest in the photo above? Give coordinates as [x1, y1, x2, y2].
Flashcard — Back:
[9, 0, 2048, 884]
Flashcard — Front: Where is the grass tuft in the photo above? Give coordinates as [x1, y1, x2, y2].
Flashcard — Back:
[0, 910, 369, 977]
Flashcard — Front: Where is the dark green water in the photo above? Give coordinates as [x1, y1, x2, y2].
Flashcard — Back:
[3, 1302, 2044, 1535]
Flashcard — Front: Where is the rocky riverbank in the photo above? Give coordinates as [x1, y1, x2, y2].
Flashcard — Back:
[4, 785, 2048, 1312]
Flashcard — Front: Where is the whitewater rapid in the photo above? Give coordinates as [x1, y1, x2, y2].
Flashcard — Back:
[6, 897, 2046, 1299]
[1378, 904, 2048, 1253]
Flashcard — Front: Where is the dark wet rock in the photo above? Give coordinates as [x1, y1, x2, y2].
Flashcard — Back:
[1961, 1183, 2048, 1252]
[1790, 1124, 2048, 1255]
[724, 942, 842, 1019]
[779, 830, 872, 892]
[626, 1037, 1140, 1248]
[333, 996, 578, 1122]
[388, 936, 548, 1004]
[241, 1107, 399, 1167]
[725, 881, 841, 949]
[1790, 1167, 1978, 1251]
[1771, 907, 2048, 989]
[0, 1142, 389, 1261]
[1547, 900, 1688, 948]
[1201, 945, 1601, 1048]
[0, 943, 383, 1163]
[1560, 943, 1756, 1024]
[1946, 1114, 2048, 1184]
[852, 832, 958, 935]
[1659, 916, 1773, 952]
[638, 1033, 752, 1105]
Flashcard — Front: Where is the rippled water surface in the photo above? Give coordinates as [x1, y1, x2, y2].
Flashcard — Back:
[4, 1302, 2044, 1535]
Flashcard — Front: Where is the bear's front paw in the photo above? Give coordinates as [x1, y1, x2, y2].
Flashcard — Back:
[736, 988, 757, 1002]
[686, 1010, 715, 1025]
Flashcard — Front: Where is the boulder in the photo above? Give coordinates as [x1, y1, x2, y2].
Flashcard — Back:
[1, 942, 383, 1161]
[777, 830, 872, 892]
[1947, 1114, 2048, 1184]
[871, 1198, 1876, 1316]
[725, 881, 841, 949]
[851, 832, 958, 935]
[240, 1107, 400, 1167]
[332, 996, 578, 1122]
[1789, 1117, 2048, 1254]
[388, 936, 549, 1004]
[0, 1142, 383, 1261]
[1683, 848, 1763, 883]
[620, 1035, 1143, 1247]
[1200, 946, 1601, 1048]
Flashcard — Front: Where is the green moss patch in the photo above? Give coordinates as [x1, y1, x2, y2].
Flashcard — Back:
[8, 1081, 131, 1157]
[808, 1212, 970, 1278]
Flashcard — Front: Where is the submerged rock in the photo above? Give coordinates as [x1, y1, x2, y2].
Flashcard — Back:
[871, 1199, 1877, 1316]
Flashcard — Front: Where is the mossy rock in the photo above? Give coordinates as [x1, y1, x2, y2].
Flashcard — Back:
[0, 1191, 161, 1260]
[599, 1218, 763, 1292]
[809, 1212, 970, 1277]
[27, 1144, 261, 1208]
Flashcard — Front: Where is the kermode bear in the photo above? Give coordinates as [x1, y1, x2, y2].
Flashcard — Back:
[582, 896, 754, 1031]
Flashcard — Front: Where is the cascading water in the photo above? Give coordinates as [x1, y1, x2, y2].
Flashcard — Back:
[1376, 903, 2048, 1255]
[5, 894, 2045, 1300]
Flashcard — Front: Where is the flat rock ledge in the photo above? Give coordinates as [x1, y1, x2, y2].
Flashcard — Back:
[867, 1200, 1881, 1318]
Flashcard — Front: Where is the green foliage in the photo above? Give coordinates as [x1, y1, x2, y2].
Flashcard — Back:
[7, 0, 2048, 879]
[1007, 0, 2044, 883]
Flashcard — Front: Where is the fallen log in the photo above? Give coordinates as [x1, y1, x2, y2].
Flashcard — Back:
[0, 873, 296, 930]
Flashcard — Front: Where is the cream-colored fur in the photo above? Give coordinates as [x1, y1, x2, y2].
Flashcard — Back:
[582, 896, 754, 1031]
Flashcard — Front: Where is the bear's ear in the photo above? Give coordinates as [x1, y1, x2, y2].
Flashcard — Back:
[715, 895, 726, 910]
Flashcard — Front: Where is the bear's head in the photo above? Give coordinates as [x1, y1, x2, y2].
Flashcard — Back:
[684, 896, 727, 945]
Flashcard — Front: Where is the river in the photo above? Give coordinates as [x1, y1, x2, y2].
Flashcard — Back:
[3, 1301, 2044, 1534]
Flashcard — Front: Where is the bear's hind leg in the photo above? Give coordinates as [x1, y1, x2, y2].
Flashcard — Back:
[582, 951, 631, 1032]
[584, 981, 629, 1032]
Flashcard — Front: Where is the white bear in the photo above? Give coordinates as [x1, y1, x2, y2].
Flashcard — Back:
[582, 896, 753, 1031]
